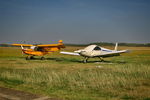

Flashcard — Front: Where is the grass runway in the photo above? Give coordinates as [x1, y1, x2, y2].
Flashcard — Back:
[0, 46, 150, 100]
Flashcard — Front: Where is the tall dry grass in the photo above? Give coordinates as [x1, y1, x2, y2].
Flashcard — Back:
[0, 46, 150, 100]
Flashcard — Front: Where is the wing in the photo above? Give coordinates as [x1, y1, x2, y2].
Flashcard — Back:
[99, 50, 129, 57]
[37, 44, 61, 47]
[60, 51, 80, 56]
[36, 44, 64, 52]
[12, 44, 33, 47]
[36, 40, 65, 48]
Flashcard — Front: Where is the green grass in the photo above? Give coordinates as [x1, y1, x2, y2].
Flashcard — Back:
[0, 47, 150, 100]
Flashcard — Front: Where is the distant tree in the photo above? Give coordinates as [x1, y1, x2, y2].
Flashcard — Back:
[0, 44, 12, 47]
[65, 42, 150, 47]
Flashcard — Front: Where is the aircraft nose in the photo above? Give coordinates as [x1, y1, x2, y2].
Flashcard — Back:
[75, 50, 85, 53]
[74, 50, 80, 53]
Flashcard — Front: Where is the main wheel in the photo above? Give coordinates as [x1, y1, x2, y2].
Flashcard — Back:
[83, 57, 88, 63]
[30, 56, 34, 59]
[40, 57, 45, 60]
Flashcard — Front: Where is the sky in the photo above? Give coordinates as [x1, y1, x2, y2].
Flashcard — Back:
[0, 0, 150, 44]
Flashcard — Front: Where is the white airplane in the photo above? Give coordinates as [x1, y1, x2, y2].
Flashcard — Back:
[60, 43, 129, 63]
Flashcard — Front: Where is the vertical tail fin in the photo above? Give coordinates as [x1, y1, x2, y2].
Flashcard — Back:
[58, 40, 63, 44]
[114, 43, 118, 51]
[58, 40, 65, 48]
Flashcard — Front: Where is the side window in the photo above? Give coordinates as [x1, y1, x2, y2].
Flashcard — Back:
[37, 47, 43, 51]
[93, 46, 101, 50]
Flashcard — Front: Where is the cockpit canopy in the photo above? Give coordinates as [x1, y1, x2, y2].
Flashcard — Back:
[30, 46, 43, 51]
[93, 46, 101, 50]
[84, 45, 101, 51]
[30, 46, 37, 50]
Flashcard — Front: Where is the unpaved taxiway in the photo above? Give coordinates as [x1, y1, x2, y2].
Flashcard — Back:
[0, 87, 61, 100]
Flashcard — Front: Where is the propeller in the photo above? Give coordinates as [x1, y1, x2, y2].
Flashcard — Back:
[20, 45, 24, 55]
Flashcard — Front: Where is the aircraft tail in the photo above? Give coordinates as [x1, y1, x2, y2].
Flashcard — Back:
[114, 43, 118, 51]
[58, 40, 63, 44]
[58, 40, 65, 48]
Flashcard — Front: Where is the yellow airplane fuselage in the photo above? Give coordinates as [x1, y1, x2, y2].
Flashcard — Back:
[22, 46, 61, 56]
[12, 40, 65, 59]
[22, 49, 48, 56]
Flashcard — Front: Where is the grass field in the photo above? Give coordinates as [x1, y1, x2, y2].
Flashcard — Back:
[0, 46, 150, 100]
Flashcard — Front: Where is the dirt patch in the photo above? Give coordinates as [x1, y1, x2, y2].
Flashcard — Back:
[0, 86, 62, 100]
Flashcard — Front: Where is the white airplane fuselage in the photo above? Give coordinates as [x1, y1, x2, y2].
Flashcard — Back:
[60, 44, 129, 63]
[75, 45, 121, 58]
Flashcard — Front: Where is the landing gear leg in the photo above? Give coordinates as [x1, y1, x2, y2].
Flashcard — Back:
[99, 57, 104, 62]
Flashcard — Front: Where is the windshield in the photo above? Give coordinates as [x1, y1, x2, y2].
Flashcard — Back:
[93, 46, 101, 50]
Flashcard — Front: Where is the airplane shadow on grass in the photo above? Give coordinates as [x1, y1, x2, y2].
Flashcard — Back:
[47, 57, 82, 63]
[80, 60, 127, 64]
[47, 57, 127, 64]
[22, 57, 127, 64]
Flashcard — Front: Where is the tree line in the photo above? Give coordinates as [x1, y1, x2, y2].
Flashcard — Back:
[0, 42, 150, 47]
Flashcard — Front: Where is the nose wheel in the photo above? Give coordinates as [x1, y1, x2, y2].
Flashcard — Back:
[26, 56, 34, 60]
[26, 56, 30, 60]
[83, 57, 89, 63]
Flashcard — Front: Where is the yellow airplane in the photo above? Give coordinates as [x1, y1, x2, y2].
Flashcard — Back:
[12, 40, 65, 60]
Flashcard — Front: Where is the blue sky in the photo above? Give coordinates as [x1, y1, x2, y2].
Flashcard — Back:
[0, 0, 150, 44]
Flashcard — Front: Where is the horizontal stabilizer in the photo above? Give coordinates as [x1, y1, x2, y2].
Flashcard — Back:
[117, 50, 130, 53]
[60, 51, 80, 56]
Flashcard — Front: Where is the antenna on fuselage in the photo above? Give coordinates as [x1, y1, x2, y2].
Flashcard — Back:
[114, 43, 118, 51]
